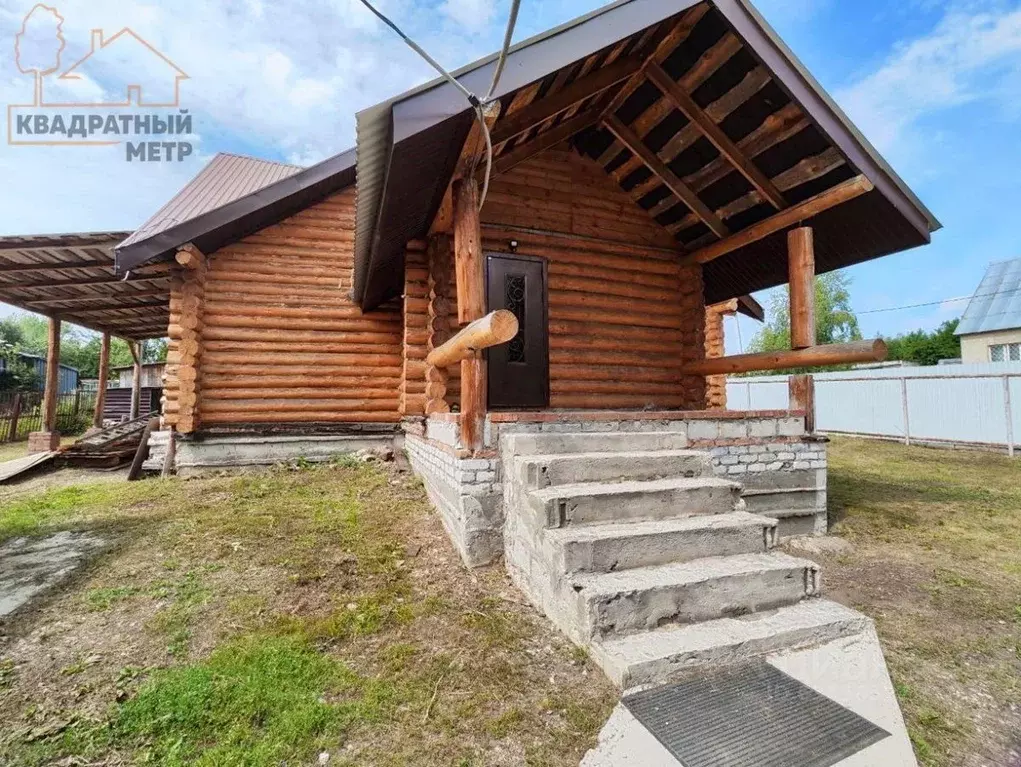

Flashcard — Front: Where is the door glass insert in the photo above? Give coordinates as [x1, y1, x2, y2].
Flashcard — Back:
[505, 273, 526, 363]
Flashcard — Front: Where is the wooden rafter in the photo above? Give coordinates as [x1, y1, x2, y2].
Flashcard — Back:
[4, 274, 168, 289]
[491, 55, 642, 144]
[603, 114, 729, 238]
[679, 175, 874, 265]
[645, 63, 786, 209]
[0, 259, 112, 273]
[22, 289, 169, 306]
[494, 110, 600, 176]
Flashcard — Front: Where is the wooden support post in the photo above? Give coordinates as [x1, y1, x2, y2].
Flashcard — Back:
[28, 316, 61, 453]
[453, 178, 485, 325]
[788, 226, 816, 349]
[461, 354, 486, 453]
[789, 374, 816, 433]
[129, 340, 142, 421]
[42, 316, 60, 432]
[93, 331, 110, 429]
[453, 177, 486, 453]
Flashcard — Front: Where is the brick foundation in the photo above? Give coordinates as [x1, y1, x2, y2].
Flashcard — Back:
[27, 431, 60, 453]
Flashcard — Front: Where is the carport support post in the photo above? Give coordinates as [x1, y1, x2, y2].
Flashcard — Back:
[93, 331, 110, 429]
[27, 316, 61, 454]
[129, 341, 142, 421]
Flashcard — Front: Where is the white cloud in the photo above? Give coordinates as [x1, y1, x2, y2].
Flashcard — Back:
[440, 0, 496, 32]
[835, 3, 1021, 155]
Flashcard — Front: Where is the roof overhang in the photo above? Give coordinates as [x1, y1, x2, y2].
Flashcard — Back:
[0, 232, 168, 340]
[115, 149, 356, 273]
[351, 0, 940, 311]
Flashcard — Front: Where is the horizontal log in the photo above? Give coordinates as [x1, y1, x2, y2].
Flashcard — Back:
[201, 364, 401, 378]
[425, 310, 519, 367]
[200, 399, 400, 414]
[202, 375, 398, 390]
[678, 340, 888, 375]
[204, 388, 396, 401]
[201, 412, 402, 425]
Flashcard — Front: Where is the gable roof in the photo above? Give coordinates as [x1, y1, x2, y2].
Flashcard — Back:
[956, 258, 1021, 336]
[352, 0, 940, 310]
[115, 150, 356, 271]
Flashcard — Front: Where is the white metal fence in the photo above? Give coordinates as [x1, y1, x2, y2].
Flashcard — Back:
[727, 362, 1021, 455]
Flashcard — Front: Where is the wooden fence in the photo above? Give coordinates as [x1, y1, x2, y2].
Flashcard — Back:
[0, 389, 97, 442]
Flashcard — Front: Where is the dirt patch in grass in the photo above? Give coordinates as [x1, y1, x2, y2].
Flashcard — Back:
[788, 437, 1021, 767]
[0, 462, 615, 766]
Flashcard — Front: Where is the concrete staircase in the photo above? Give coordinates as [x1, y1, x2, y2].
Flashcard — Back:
[501, 429, 867, 689]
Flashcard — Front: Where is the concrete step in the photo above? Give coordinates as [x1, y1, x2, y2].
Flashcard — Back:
[502, 431, 688, 457]
[572, 552, 820, 639]
[590, 599, 870, 688]
[529, 476, 741, 528]
[515, 449, 711, 489]
[548, 511, 778, 574]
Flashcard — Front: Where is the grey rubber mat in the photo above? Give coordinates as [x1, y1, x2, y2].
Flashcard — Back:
[622, 662, 890, 767]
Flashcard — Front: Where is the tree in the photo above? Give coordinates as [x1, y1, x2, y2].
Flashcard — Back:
[14, 4, 65, 105]
[0, 319, 40, 391]
[0, 313, 167, 379]
[885, 319, 961, 366]
[749, 271, 863, 363]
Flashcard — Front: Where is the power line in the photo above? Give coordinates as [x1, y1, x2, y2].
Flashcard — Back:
[356, 0, 521, 210]
[857, 284, 1021, 315]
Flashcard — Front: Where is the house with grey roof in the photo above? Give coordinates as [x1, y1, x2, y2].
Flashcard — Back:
[956, 257, 1021, 363]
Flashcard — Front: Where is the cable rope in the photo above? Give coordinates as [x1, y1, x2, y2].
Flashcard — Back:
[357, 0, 522, 211]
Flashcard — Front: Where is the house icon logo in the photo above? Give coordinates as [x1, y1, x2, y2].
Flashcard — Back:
[14, 4, 189, 108]
[8, 3, 194, 159]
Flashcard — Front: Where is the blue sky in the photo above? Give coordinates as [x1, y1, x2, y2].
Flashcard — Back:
[1, 0, 1020, 346]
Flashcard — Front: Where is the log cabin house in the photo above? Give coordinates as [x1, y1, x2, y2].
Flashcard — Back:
[2, 1, 941, 724]
[4, 0, 939, 561]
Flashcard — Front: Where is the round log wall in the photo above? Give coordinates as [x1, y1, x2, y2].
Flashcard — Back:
[199, 188, 404, 425]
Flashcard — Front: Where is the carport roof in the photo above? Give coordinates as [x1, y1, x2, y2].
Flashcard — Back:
[0, 232, 168, 340]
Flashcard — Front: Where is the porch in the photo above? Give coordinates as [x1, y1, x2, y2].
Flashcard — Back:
[404, 405, 826, 568]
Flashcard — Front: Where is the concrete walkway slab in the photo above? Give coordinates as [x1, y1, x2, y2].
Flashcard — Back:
[0, 531, 106, 618]
[582, 627, 917, 767]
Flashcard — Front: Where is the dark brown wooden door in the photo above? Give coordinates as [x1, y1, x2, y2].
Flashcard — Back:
[486, 254, 549, 409]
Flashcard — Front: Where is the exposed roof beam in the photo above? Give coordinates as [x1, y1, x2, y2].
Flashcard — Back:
[0, 259, 112, 273]
[21, 289, 169, 307]
[491, 55, 642, 145]
[598, 4, 711, 127]
[645, 63, 787, 210]
[494, 110, 600, 176]
[680, 175, 874, 266]
[63, 301, 169, 315]
[603, 114, 729, 238]
[3, 274, 169, 289]
[737, 294, 764, 321]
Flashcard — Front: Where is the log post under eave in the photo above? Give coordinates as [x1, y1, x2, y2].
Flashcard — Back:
[789, 373, 816, 433]
[453, 177, 486, 453]
[93, 331, 110, 429]
[129, 341, 142, 421]
[788, 226, 816, 350]
[28, 316, 61, 453]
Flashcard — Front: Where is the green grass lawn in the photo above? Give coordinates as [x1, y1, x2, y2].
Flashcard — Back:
[1, 438, 1018, 766]
[0, 462, 614, 766]
[819, 437, 1021, 767]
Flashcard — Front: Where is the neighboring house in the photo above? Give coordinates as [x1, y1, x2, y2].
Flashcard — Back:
[956, 257, 1021, 363]
[111, 362, 166, 389]
[5, 1, 941, 742]
[0, 353, 78, 393]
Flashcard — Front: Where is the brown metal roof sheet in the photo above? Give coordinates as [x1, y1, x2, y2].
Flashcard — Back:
[119, 153, 302, 250]
[0, 231, 168, 340]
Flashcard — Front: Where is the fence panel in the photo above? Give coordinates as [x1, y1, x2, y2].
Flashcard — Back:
[0, 389, 97, 443]
[727, 363, 1021, 451]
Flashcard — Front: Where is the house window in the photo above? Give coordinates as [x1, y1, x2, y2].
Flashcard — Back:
[989, 343, 1021, 362]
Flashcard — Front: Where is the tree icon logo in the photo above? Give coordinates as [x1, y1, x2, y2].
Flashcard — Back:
[14, 3, 66, 107]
